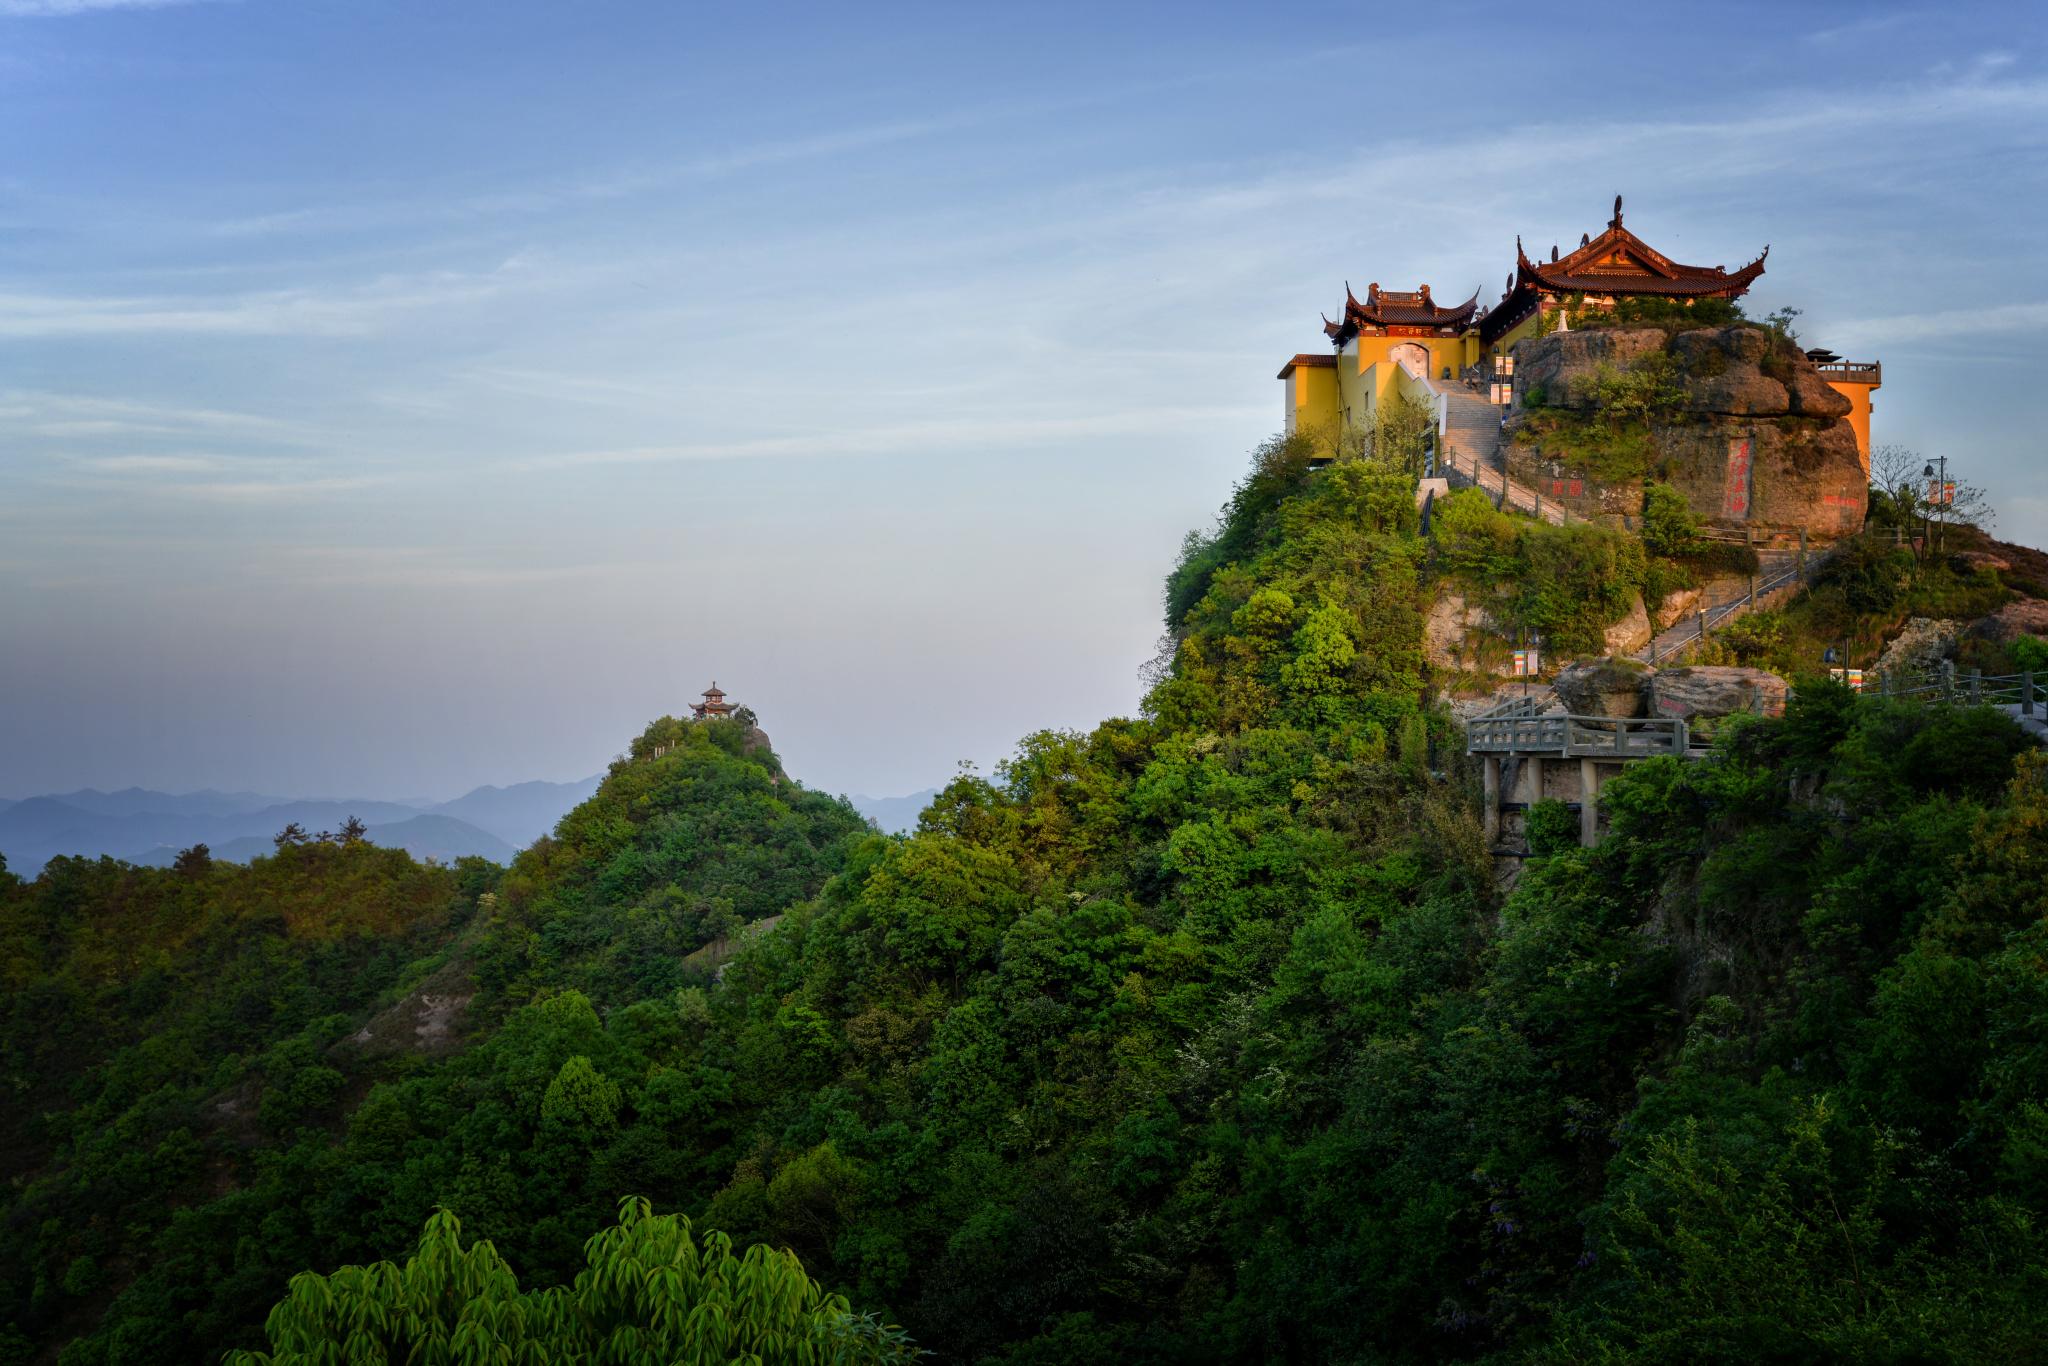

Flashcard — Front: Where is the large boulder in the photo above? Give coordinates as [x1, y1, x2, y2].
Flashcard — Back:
[1967, 598, 2048, 645]
[1653, 586, 1702, 631]
[1603, 591, 1653, 655]
[1652, 419, 1866, 540]
[1553, 658, 1650, 718]
[1514, 327, 1668, 407]
[1648, 666, 1788, 720]
[1505, 323, 1866, 540]
[1874, 617, 1960, 676]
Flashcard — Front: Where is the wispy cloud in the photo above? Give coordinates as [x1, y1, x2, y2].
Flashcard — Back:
[0, 0, 228, 15]
[1823, 300, 2048, 352]
[1803, 11, 1921, 45]
[0, 260, 532, 338]
[517, 403, 1271, 470]
[0, 390, 319, 441]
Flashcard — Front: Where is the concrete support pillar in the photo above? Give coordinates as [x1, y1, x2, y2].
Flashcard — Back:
[1483, 756, 1501, 845]
[1579, 758, 1599, 847]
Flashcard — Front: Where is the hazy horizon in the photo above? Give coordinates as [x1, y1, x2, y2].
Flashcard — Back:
[5, 0, 2046, 801]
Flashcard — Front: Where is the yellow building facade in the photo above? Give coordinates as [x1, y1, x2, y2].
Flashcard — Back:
[1282, 200, 1881, 466]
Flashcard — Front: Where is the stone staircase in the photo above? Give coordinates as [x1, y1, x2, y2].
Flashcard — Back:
[1633, 539, 1833, 665]
[1427, 378, 1569, 526]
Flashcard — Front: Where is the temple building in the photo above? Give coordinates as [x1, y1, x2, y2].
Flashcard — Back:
[1475, 196, 1768, 348]
[1281, 198, 1880, 467]
[690, 683, 735, 720]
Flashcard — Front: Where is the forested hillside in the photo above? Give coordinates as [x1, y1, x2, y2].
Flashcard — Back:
[7, 434, 2047, 1362]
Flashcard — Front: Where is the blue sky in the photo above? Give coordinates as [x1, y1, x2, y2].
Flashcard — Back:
[2, 0, 2045, 802]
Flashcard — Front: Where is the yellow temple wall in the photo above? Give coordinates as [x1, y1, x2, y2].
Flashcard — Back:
[1283, 363, 1342, 443]
[1827, 380, 1876, 472]
[1350, 334, 1469, 383]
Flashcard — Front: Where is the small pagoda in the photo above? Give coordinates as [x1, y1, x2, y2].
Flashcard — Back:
[1478, 196, 1768, 344]
[690, 682, 736, 721]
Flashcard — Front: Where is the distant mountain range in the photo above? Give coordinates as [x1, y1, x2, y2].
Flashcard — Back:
[848, 789, 940, 835]
[0, 776, 941, 876]
[0, 777, 601, 877]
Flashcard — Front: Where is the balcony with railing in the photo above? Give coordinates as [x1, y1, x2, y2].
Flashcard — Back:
[1813, 359, 1881, 386]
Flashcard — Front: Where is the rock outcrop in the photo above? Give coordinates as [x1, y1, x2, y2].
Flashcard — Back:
[1648, 666, 1789, 720]
[1603, 591, 1653, 655]
[1553, 658, 1649, 718]
[1874, 618, 1960, 676]
[1653, 586, 1702, 631]
[1967, 599, 2048, 645]
[1505, 324, 1867, 540]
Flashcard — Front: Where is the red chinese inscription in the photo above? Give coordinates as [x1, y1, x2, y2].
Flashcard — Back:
[1723, 438, 1752, 518]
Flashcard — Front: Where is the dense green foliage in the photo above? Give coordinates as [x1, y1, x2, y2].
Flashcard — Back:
[226, 1200, 917, 1365]
[1432, 486, 1649, 654]
[1560, 293, 1745, 334]
[7, 437, 2048, 1363]
[0, 719, 865, 1363]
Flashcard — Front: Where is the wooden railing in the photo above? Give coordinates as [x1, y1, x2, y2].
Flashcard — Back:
[1813, 360, 1881, 386]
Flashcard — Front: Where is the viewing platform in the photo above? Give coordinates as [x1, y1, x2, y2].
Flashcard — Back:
[1468, 696, 1703, 850]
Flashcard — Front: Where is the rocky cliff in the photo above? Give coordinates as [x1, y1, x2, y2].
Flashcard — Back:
[1504, 324, 1867, 539]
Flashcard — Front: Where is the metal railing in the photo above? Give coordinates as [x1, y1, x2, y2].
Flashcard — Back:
[1636, 541, 1842, 666]
[1863, 664, 2041, 715]
[1435, 438, 1572, 526]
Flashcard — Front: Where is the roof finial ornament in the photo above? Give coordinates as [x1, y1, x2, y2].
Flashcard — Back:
[1611, 193, 1623, 228]
[1550, 244, 1559, 262]
[1581, 231, 1590, 247]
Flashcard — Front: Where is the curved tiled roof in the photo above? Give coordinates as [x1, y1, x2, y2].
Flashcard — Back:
[1323, 281, 1480, 345]
[1478, 200, 1766, 343]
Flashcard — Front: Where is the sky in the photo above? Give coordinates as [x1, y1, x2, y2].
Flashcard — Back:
[2, 0, 2046, 803]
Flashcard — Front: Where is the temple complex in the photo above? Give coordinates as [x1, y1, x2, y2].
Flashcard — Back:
[1281, 198, 1881, 472]
[690, 683, 736, 721]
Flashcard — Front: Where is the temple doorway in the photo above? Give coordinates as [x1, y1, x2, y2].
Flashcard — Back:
[1390, 342, 1430, 375]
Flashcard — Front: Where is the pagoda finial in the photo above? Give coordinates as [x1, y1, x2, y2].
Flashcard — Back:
[1550, 244, 1559, 262]
[1611, 193, 1623, 228]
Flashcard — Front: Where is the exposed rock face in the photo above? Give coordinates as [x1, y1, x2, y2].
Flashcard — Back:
[1653, 586, 1702, 631]
[1554, 658, 1649, 717]
[1651, 420, 1865, 539]
[1875, 618, 1961, 676]
[1514, 327, 1666, 398]
[1423, 590, 1528, 676]
[1667, 326, 1851, 419]
[1967, 598, 2048, 644]
[1424, 591, 1486, 670]
[1648, 666, 1789, 720]
[1505, 324, 1867, 540]
[1603, 591, 1653, 655]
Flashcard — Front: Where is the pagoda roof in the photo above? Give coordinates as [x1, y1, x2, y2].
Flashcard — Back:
[1322, 281, 1480, 345]
[1479, 197, 1767, 343]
